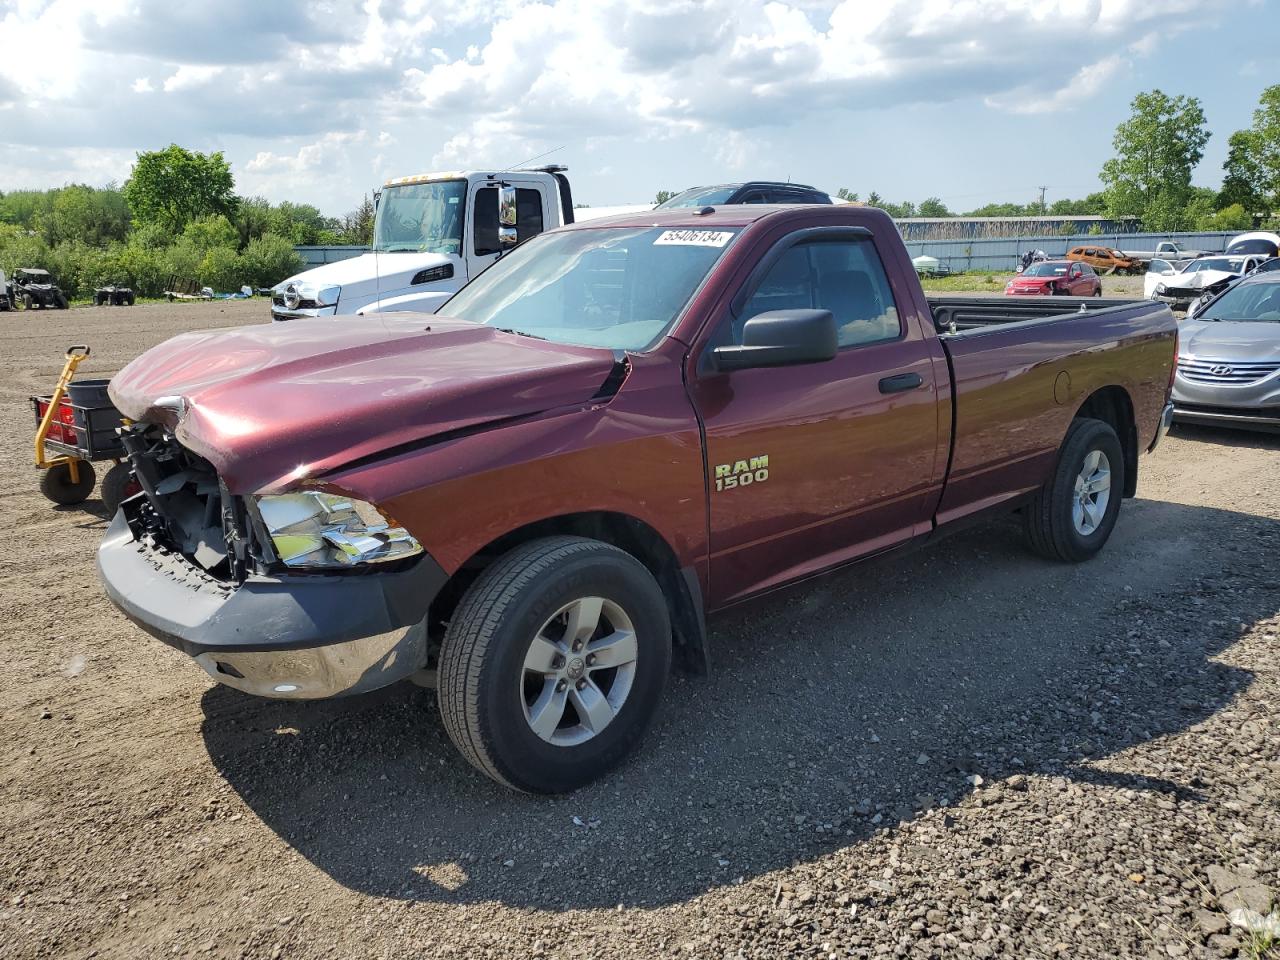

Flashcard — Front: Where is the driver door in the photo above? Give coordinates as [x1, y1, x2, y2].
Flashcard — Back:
[687, 229, 946, 606]
[466, 181, 550, 281]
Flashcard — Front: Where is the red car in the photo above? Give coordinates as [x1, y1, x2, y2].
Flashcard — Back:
[1007, 260, 1102, 297]
[99, 204, 1175, 792]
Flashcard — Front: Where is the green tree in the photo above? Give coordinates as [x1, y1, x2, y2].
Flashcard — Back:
[866, 191, 883, 208]
[917, 197, 951, 218]
[1218, 85, 1280, 217]
[835, 187, 859, 202]
[340, 194, 375, 246]
[123, 144, 237, 233]
[653, 190, 676, 205]
[1196, 202, 1253, 230]
[1100, 90, 1210, 231]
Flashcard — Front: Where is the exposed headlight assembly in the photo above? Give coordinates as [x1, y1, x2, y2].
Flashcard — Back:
[255, 492, 422, 569]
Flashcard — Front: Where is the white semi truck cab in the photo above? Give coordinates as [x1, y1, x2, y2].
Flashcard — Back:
[271, 166, 583, 321]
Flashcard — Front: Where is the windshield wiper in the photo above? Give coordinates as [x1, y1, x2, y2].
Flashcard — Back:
[493, 327, 548, 341]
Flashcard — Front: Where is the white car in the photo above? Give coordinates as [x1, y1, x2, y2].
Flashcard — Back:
[1144, 255, 1269, 306]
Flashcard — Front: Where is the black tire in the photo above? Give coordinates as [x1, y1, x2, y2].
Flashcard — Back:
[1023, 418, 1124, 563]
[438, 536, 672, 793]
[22, 293, 32, 310]
[40, 460, 97, 505]
[101, 462, 139, 514]
[125, 292, 135, 306]
[55, 293, 68, 309]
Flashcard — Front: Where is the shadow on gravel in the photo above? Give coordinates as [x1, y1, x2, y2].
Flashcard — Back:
[1169, 423, 1280, 451]
[202, 499, 1280, 910]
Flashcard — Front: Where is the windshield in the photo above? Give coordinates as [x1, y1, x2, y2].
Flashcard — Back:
[372, 180, 466, 253]
[1187, 258, 1245, 274]
[1198, 281, 1280, 322]
[657, 185, 739, 208]
[1024, 263, 1068, 277]
[441, 226, 740, 350]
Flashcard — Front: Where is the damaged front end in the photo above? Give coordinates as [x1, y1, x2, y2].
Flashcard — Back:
[99, 424, 447, 699]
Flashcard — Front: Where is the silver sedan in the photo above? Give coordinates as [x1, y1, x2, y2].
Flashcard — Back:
[1172, 273, 1280, 432]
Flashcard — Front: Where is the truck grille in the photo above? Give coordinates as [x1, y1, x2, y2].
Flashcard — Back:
[1178, 357, 1280, 385]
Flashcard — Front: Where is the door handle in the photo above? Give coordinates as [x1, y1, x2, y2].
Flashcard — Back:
[879, 372, 923, 394]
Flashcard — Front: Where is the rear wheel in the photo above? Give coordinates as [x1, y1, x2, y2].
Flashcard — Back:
[101, 462, 140, 514]
[1023, 418, 1123, 562]
[438, 536, 672, 793]
[22, 293, 32, 310]
[54, 293, 68, 309]
[40, 461, 97, 505]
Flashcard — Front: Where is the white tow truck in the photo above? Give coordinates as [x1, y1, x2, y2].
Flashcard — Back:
[270, 166, 647, 321]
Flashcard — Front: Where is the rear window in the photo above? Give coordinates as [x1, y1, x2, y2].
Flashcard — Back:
[1227, 238, 1279, 256]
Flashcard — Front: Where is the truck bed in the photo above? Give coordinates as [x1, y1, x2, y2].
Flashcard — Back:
[927, 295, 1137, 333]
[926, 297, 1177, 528]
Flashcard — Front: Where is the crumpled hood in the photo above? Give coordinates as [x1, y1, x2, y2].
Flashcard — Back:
[109, 313, 618, 493]
[1165, 269, 1241, 292]
[1178, 319, 1280, 361]
[278, 251, 456, 304]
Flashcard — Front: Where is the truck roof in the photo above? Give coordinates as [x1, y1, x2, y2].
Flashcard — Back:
[559, 203, 891, 231]
[384, 165, 569, 187]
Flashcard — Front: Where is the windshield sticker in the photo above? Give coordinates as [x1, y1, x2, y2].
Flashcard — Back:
[654, 230, 734, 248]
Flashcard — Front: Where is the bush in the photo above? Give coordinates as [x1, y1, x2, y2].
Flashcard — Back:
[237, 233, 303, 288]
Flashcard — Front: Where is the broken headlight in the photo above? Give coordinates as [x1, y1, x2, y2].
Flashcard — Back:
[255, 492, 423, 569]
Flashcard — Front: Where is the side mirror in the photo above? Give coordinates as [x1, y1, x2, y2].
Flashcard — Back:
[710, 309, 837, 372]
[498, 184, 518, 249]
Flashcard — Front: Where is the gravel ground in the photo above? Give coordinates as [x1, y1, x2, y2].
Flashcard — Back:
[1, 300, 1277, 960]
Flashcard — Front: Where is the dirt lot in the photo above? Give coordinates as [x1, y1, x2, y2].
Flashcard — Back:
[1, 301, 1277, 960]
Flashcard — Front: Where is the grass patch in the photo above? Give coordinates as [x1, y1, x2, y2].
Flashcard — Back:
[918, 272, 1012, 293]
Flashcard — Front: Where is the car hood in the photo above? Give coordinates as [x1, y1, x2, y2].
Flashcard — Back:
[276, 251, 456, 301]
[1178, 319, 1280, 360]
[109, 314, 619, 493]
[1167, 269, 1238, 289]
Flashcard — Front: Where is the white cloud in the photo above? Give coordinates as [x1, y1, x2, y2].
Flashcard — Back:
[162, 65, 223, 93]
[0, 0, 1239, 211]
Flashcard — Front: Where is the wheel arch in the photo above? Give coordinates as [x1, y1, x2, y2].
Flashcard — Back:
[434, 510, 707, 674]
[1072, 385, 1138, 497]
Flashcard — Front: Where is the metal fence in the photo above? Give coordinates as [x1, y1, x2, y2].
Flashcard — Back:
[297, 231, 1246, 275]
[295, 245, 367, 267]
[903, 231, 1240, 274]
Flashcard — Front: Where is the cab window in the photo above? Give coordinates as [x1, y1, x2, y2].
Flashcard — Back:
[473, 187, 545, 257]
[734, 238, 901, 349]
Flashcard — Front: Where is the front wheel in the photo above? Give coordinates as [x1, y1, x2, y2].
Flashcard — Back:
[1023, 418, 1124, 562]
[438, 536, 672, 793]
[40, 460, 97, 505]
[101, 462, 140, 514]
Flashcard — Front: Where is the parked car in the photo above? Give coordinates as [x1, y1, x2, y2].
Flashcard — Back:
[1121, 239, 1207, 261]
[656, 181, 833, 207]
[98, 204, 1176, 793]
[1145, 255, 1269, 309]
[0, 270, 11, 311]
[1186, 256, 1280, 319]
[1066, 245, 1140, 275]
[13, 268, 69, 309]
[1005, 260, 1102, 296]
[1224, 231, 1280, 258]
[1171, 272, 1280, 431]
[912, 255, 951, 277]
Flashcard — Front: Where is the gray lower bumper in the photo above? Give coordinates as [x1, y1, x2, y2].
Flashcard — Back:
[1172, 404, 1280, 432]
[97, 512, 446, 699]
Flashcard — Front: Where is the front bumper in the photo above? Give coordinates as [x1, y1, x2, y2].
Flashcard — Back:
[97, 512, 447, 698]
[1149, 402, 1175, 451]
[1172, 402, 1280, 432]
[270, 304, 338, 322]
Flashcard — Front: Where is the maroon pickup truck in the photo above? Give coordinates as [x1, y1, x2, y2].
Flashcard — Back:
[98, 205, 1177, 793]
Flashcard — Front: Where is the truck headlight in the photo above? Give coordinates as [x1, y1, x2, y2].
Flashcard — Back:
[1155, 283, 1166, 295]
[255, 492, 423, 569]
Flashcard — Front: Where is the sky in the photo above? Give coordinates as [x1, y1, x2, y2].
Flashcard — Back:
[0, 0, 1277, 217]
